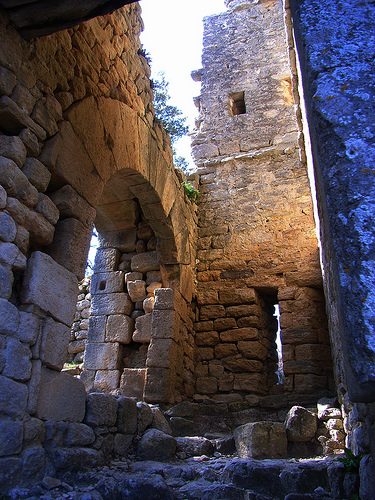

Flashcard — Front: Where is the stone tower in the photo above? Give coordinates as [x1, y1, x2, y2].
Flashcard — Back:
[191, 0, 334, 404]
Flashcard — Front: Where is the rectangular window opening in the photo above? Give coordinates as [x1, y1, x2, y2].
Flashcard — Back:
[229, 91, 246, 116]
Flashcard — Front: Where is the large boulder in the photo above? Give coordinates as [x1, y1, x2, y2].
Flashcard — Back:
[137, 429, 176, 461]
[285, 406, 317, 442]
[234, 421, 287, 459]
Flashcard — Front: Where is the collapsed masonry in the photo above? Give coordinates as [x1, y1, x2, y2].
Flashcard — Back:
[0, 0, 374, 495]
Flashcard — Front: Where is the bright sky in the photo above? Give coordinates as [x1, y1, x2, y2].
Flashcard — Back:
[140, 0, 226, 169]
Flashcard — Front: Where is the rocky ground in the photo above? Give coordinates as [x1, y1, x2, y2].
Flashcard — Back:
[4, 452, 355, 500]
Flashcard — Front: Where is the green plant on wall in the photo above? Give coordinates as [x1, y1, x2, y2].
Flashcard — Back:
[182, 181, 199, 203]
[338, 447, 362, 472]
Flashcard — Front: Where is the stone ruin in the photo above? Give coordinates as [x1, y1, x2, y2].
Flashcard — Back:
[0, 0, 374, 498]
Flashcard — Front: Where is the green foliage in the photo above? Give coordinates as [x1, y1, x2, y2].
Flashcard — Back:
[182, 181, 199, 203]
[338, 447, 362, 472]
[174, 155, 189, 173]
[153, 73, 189, 143]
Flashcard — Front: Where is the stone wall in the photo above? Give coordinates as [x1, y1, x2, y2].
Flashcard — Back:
[0, 2, 197, 491]
[190, 0, 334, 406]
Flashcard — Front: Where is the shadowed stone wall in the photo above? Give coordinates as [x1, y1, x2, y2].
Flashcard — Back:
[0, 3, 197, 491]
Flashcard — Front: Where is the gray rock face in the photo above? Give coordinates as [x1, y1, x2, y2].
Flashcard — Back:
[65, 423, 95, 446]
[234, 421, 287, 459]
[0, 420, 23, 456]
[137, 429, 177, 461]
[85, 393, 118, 427]
[21, 251, 78, 327]
[116, 396, 137, 435]
[176, 437, 214, 458]
[0, 374, 28, 418]
[36, 367, 86, 422]
[285, 406, 317, 442]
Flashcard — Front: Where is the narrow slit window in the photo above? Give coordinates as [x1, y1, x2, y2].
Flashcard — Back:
[229, 91, 246, 115]
[274, 303, 284, 384]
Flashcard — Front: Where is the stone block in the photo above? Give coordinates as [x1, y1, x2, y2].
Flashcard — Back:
[137, 429, 176, 461]
[85, 392, 118, 427]
[120, 368, 146, 400]
[127, 279, 146, 302]
[0, 156, 38, 207]
[200, 305, 226, 320]
[36, 366, 86, 422]
[47, 218, 92, 280]
[106, 314, 134, 343]
[0, 212, 16, 242]
[0, 457, 22, 494]
[0, 420, 23, 456]
[65, 423, 95, 446]
[40, 317, 70, 370]
[131, 251, 159, 273]
[0, 135, 26, 168]
[34, 193, 59, 225]
[49, 447, 104, 471]
[233, 373, 267, 394]
[23, 417, 45, 443]
[284, 406, 317, 442]
[117, 396, 138, 434]
[234, 421, 287, 459]
[125, 271, 143, 283]
[132, 313, 152, 343]
[151, 309, 179, 340]
[0, 185, 6, 209]
[0, 66, 16, 96]
[87, 315, 106, 343]
[114, 433, 133, 455]
[91, 271, 124, 295]
[237, 341, 268, 361]
[146, 338, 178, 369]
[31, 99, 58, 137]
[0, 241, 19, 268]
[220, 327, 259, 342]
[294, 374, 327, 392]
[0, 96, 46, 140]
[219, 289, 257, 305]
[21, 446, 45, 483]
[0, 298, 19, 335]
[49, 184, 96, 228]
[21, 251, 78, 327]
[0, 374, 28, 418]
[143, 367, 176, 404]
[94, 370, 120, 392]
[84, 342, 121, 370]
[143, 296, 155, 313]
[22, 158, 51, 192]
[1, 336, 32, 382]
[0, 263, 13, 299]
[153, 287, 175, 310]
[94, 248, 120, 272]
[19, 128, 41, 158]
[196, 331, 220, 347]
[146, 270, 162, 285]
[214, 343, 238, 358]
[27, 359, 42, 415]
[196, 376, 218, 395]
[91, 292, 133, 316]
[176, 436, 214, 457]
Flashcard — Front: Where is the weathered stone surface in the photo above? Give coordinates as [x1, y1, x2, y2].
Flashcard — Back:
[94, 370, 120, 392]
[22, 158, 51, 192]
[34, 193, 59, 225]
[120, 368, 146, 400]
[176, 437, 214, 457]
[0, 420, 23, 456]
[85, 393, 118, 427]
[151, 309, 179, 340]
[106, 314, 133, 343]
[0, 262, 13, 299]
[91, 292, 133, 316]
[0, 374, 28, 418]
[127, 279, 146, 302]
[132, 313, 152, 343]
[65, 423, 95, 446]
[49, 447, 104, 471]
[91, 271, 124, 295]
[49, 184, 96, 228]
[137, 429, 176, 461]
[0, 212, 16, 242]
[21, 446, 45, 482]
[285, 406, 317, 442]
[47, 218, 92, 280]
[19, 128, 41, 157]
[27, 359, 42, 415]
[84, 342, 121, 370]
[234, 421, 287, 459]
[117, 396, 138, 434]
[220, 327, 259, 342]
[131, 251, 159, 273]
[0, 156, 38, 207]
[0, 66, 16, 96]
[143, 295, 155, 313]
[0, 457, 22, 494]
[87, 315, 106, 343]
[137, 401, 153, 434]
[1, 335, 32, 382]
[125, 271, 143, 283]
[40, 317, 70, 371]
[0, 135, 26, 167]
[23, 417, 45, 443]
[21, 251, 78, 327]
[36, 366, 86, 422]
[0, 298, 19, 335]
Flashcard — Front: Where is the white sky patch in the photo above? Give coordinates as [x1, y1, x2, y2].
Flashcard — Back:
[140, 0, 226, 168]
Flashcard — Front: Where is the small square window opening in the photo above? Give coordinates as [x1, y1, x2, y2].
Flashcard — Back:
[229, 91, 246, 115]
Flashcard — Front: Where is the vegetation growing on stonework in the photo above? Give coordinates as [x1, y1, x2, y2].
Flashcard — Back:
[152, 72, 189, 172]
[182, 181, 199, 203]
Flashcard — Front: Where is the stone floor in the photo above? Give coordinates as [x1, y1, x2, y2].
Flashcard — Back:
[5, 453, 355, 500]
